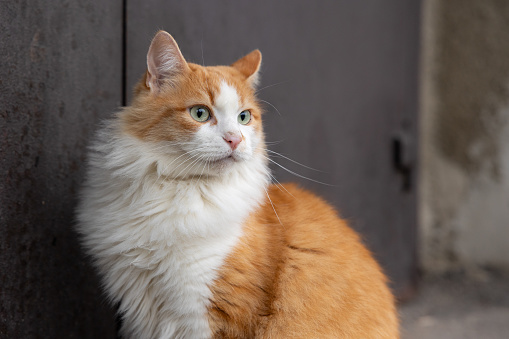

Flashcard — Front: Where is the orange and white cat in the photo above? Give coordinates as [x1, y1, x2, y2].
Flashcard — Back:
[77, 31, 398, 338]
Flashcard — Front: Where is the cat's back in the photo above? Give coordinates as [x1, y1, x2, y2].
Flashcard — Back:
[209, 183, 399, 338]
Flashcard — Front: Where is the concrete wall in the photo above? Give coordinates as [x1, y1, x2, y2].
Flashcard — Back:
[420, 0, 509, 272]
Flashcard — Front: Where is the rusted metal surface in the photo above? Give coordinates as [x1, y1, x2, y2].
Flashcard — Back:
[0, 1, 121, 337]
[127, 0, 421, 297]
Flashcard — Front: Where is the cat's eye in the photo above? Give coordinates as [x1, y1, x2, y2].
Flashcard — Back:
[189, 106, 211, 122]
[238, 110, 251, 125]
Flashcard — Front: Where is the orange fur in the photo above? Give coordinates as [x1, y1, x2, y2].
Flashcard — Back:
[123, 63, 262, 142]
[208, 184, 399, 338]
[123, 31, 399, 338]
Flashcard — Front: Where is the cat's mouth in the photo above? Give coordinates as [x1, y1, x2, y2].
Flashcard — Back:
[211, 154, 236, 164]
[208, 153, 244, 167]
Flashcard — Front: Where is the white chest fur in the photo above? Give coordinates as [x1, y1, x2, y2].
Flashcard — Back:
[77, 131, 268, 339]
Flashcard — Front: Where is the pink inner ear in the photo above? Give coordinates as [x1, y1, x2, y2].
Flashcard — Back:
[146, 31, 188, 91]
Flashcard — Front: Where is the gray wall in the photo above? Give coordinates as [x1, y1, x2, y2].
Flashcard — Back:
[420, 0, 509, 272]
[0, 1, 119, 337]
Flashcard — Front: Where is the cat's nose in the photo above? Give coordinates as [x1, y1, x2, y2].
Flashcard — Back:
[223, 133, 242, 150]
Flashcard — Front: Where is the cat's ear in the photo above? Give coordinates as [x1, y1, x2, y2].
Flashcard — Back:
[231, 50, 262, 88]
[146, 31, 189, 93]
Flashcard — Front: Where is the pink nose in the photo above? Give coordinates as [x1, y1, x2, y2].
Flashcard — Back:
[223, 133, 242, 150]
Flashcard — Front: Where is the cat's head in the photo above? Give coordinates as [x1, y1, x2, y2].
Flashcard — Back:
[122, 31, 266, 179]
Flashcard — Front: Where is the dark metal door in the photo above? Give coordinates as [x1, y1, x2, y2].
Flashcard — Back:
[127, 0, 420, 298]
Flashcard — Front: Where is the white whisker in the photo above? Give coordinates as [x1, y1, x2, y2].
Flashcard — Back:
[268, 172, 295, 198]
[263, 187, 284, 227]
[259, 99, 282, 116]
[264, 140, 284, 146]
[266, 157, 334, 187]
[171, 153, 204, 181]
[268, 172, 285, 194]
[200, 39, 205, 66]
[266, 149, 324, 172]
[255, 81, 288, 94]
[154, 148, 208, 187]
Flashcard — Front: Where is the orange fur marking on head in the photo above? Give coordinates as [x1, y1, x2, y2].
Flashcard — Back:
[121, 63, 262, 143]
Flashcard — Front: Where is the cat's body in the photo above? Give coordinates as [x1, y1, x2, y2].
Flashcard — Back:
[77, 31, 398, 338]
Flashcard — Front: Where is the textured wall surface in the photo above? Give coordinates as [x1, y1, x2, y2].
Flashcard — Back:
[420, 0, 509, 271]
[0, 1, 120, 337]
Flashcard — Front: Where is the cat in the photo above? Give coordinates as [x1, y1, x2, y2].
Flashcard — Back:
[76, 30, 399, 339]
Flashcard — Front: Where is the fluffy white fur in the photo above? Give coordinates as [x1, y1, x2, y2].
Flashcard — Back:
[77, 83, 269, 338]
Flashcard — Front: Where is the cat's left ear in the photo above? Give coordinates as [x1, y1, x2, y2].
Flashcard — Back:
[231, 50, 262, 88]
[146, 31, 190, 93]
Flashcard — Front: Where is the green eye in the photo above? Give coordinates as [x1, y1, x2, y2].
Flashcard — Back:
[190, 106, 211, 122]
[238, 110, 251, 125]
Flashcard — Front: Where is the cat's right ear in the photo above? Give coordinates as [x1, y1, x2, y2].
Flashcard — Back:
[146, 31, 189, 93]
[231, 50, 262, 88]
